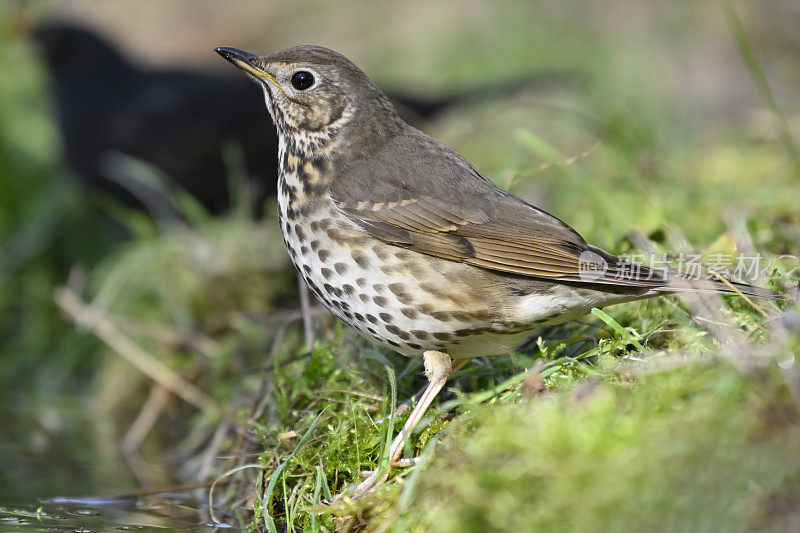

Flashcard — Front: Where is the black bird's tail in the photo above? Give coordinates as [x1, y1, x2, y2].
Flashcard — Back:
[389, 72, 575, 121]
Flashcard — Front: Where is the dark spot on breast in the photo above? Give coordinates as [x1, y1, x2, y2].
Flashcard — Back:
[318, 249, 331, 262]
[321, 268, 334, 280]
[470, 311, 492, 321]
[378, 312, 393, 323]
[310, 240, 321, 251]
[386, 324, 401, 335]
[454, 328, 472, 337]
[373, 296, 389, 307]
[355, 277, 368, 288]
[418, 304, 436, 317]
[323, 283, 335, 295]
[411, 330, 430, 340]
[406, 343, 422, 350]
[302, 264, 312, 274]
[328, 289, 342, 300]
[450, 312, 471, 322]
[280, 178, 295, 198]
[307, 280, 321, 294]
[433, 332, 452, 341]
[342, 284, 356, 295]
[310, 221, 320, 232]
[372, 246, 389, 260]
[300, 245, 309, 255]
[432, 312, 452, 322]
[401, 308, 419, 319]
[296, 163, 311, 194]
[334, 262, 348, 275]
[354, 312, 364, 321]
[386, 339, 401, 347]
[388, 326, 411, 340]
[366, 314, 379, 324]
[372, 284, 385, 293]
[367, 327, 378, 335]
[326, 227, 347, 244]
[310, 155, 330, 174]
[380, 265, 393, 275]
[420, 283, 444, 298]
[359, 293, 371, 303]
[394, 250, 412, 260]
[288, 206, 303, 221]
[295, 225, 306, 241]
[388, 283, 410, 300]
[351, 250, 371, 269]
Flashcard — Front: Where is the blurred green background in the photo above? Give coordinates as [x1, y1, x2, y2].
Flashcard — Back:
[1, 0, 799, 530]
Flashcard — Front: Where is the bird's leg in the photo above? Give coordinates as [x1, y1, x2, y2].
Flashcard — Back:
[297, 273, 315, 351]
[375, 355, 472, 424]
[346, 351, 467, 500]
[387, 352, 469, 465]
[373, 353, 467, 423]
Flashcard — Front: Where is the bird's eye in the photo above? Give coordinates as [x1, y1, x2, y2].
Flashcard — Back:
[291, 71, 315, 90]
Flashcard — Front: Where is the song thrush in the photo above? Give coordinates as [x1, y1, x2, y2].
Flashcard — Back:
[215, 45, 781, 498]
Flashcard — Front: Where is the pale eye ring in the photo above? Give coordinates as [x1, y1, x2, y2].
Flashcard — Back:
[291, 71, 315, 90]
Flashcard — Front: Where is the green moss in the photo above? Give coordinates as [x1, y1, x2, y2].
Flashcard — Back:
[377, 359, 800, 532]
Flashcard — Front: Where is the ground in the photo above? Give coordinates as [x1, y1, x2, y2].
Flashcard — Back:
[1, 1, 799, 531]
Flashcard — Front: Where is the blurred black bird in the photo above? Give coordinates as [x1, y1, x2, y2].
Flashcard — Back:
[33, 22, 564, 221]
[33, 22, 283, 220]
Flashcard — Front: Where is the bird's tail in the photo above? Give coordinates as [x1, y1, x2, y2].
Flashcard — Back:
[657, 274, 783, 300]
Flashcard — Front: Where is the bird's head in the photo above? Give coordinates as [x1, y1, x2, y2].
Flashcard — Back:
[215, 45, 402, 156]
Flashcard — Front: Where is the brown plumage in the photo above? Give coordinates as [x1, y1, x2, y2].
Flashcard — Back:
[216, 44, 782, 497]
[331, 131, 777, 296]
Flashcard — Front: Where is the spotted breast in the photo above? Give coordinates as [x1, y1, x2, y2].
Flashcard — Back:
[278, 141, 613, 358]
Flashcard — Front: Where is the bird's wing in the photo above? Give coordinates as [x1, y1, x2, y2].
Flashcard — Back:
[331, 132, 666, 288]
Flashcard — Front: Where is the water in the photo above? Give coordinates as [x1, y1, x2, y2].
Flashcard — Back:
[0, 392, 228, 532]
[0, 494, 224, 532]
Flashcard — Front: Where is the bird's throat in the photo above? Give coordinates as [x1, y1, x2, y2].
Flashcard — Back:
[276, 132, 336, 224]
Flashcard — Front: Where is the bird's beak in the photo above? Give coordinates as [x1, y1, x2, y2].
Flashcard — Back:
[214, 46, 281, 89]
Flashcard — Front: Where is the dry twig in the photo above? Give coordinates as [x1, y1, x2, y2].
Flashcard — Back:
[55, 286, 217, 412]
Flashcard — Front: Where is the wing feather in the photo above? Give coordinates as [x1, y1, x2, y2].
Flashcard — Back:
[330, 131, 666, 288]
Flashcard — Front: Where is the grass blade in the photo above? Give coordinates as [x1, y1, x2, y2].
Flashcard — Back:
[263, 407, 328, 531]
[592, 308, 645, 352]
